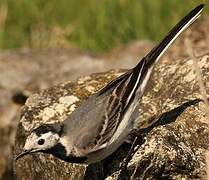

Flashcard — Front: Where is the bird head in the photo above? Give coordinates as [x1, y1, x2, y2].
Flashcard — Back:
[15, 123, 63, 160]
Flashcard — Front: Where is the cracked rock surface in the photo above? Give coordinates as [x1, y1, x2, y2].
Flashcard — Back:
[14, 52, 209, 179]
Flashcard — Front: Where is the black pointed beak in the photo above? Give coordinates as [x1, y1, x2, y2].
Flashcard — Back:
[15, 150, 31, 160]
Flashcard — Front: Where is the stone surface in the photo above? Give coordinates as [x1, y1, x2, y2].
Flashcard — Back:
[14, 52, 209, 179]
[108, 100, 209, 179]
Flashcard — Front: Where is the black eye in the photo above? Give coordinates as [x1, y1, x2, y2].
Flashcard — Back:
[38, 139, 45, 145]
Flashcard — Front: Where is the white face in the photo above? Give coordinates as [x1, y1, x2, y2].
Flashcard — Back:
[24, 132, 60, 152]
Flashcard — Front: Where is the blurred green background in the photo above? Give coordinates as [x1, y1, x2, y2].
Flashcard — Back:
[0, 0, 208, 52]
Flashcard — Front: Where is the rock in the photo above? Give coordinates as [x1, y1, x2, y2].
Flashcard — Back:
[14, 50, 209, 179]
[108, 100, 209, 179]
[106, 51, 209, 179]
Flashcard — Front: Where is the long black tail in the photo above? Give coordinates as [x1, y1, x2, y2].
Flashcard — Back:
[144, 4, 204, 67]
[99, 4, 204, 110]
[122, 4, 204, 107]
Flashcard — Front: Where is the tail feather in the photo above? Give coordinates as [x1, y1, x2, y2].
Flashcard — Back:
[123, 4, 204, 107]
[98, 4, 204, 109]
[144, 4, 204, 67]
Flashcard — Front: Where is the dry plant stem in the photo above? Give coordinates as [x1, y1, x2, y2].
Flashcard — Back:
[185, 38, 209, 119]
[185, 38, 209, 180]
[0, 3, 8, 30]
[206, 152, 209, 180]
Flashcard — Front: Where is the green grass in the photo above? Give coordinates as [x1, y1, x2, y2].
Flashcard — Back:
[0, 0, 208, 52]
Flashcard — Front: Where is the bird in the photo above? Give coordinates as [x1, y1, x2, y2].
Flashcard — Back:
[15, 4, 204, 164]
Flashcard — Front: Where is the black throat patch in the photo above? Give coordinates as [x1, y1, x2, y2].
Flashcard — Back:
[44, 143, 87, 163]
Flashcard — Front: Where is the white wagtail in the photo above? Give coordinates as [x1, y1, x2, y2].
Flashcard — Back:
[15, 4, 204, 164]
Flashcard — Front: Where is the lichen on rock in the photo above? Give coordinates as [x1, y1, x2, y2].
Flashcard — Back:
[14, 53, 209, 179]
